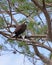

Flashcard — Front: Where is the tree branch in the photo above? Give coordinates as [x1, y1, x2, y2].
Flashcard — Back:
[7, 0, 12, 24]
[0, 31, 11, 38]
[31, 0, 52, 41]
[33, 45, 52, 65]
[42, 0, 46, 9]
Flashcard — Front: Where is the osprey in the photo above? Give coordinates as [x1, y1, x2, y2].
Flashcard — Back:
[14, 22, 27, 38]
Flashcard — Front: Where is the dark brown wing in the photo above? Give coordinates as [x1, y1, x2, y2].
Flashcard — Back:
[15, 25, 22, 33]
[15, 23, 27, 37]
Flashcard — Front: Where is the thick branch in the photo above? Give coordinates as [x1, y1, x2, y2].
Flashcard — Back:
[7, 0, 12, 24]
[10, 37, 52, 52]
[25, 35, 47, 38]
[31, 0, 42, 9]
[43, 9, 51, 40]
[33, 46, 52, 65]
[0, 31, 11, 38]
[45, 3, 52, 7]
[31, 0, 52, 41]
[42, 0, 46, 9]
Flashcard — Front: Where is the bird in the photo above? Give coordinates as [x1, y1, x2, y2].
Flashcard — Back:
[13, 22, 27, 38]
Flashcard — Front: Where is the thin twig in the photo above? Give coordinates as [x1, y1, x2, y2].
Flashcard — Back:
[42, 0, 46, 9]
[7, 0, 12, 24]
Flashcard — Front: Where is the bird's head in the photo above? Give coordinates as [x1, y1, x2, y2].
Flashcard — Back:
[23, 21, 28, 25]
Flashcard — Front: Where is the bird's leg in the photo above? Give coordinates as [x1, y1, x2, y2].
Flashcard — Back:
[22, 35, 25, 39]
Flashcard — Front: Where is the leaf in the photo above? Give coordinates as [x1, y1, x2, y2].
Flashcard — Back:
[18, 2, 36, 14]
[2, 5, 8, 10]
[50, 53, 52, 59]
[11, 0, 17, 4]
[25, 45, 30, 54]
[0, 0, 8, 10]
[46, 0, 52, 3]
[8, 39, 14, 44]
[17, 0, 26, 2]
[28, 21, 37, 33]
[28, 21, 34, 30]
[18, 41, 30, 54]
[0, 45, 2, 50]
[0, 17, 5, 29]
[18, 41, 26, 47]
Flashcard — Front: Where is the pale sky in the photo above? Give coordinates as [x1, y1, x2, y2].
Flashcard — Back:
[0, 53, 33, 65]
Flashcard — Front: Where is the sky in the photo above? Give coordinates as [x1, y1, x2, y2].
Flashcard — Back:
[0, 53, 33, 65]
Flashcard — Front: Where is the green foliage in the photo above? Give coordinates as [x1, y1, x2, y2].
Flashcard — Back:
[28, 21, 47, 34]
[46, 0, 52, 3]
[0, 17, 5, 29]
[19, 19, 26, 23]
[8, 39, 15, 44]
[11, 0, 18, 4]
[19, 2, 35, 10]
[24, 44, 30, 54]
[0, 0, 7, 4]
[49, 53, 52, 59]
[40, 25, 47, 34]
[0, 0, 8, 10]
[17, 41, 35, 56]
[1, 5, 8, 11]
[28, 21, 34, 31]
[28, 21, 38, 33]
[15, 0, 36, 16]
[39, 0, 52, 3]
[18, 41, 30, 54]
[0, 45, 2, 50]
[11, 0, 27, 4]
[18, 41, 25, 47]
[35, 25, 47, 34]
[17, 0, 26, 2]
